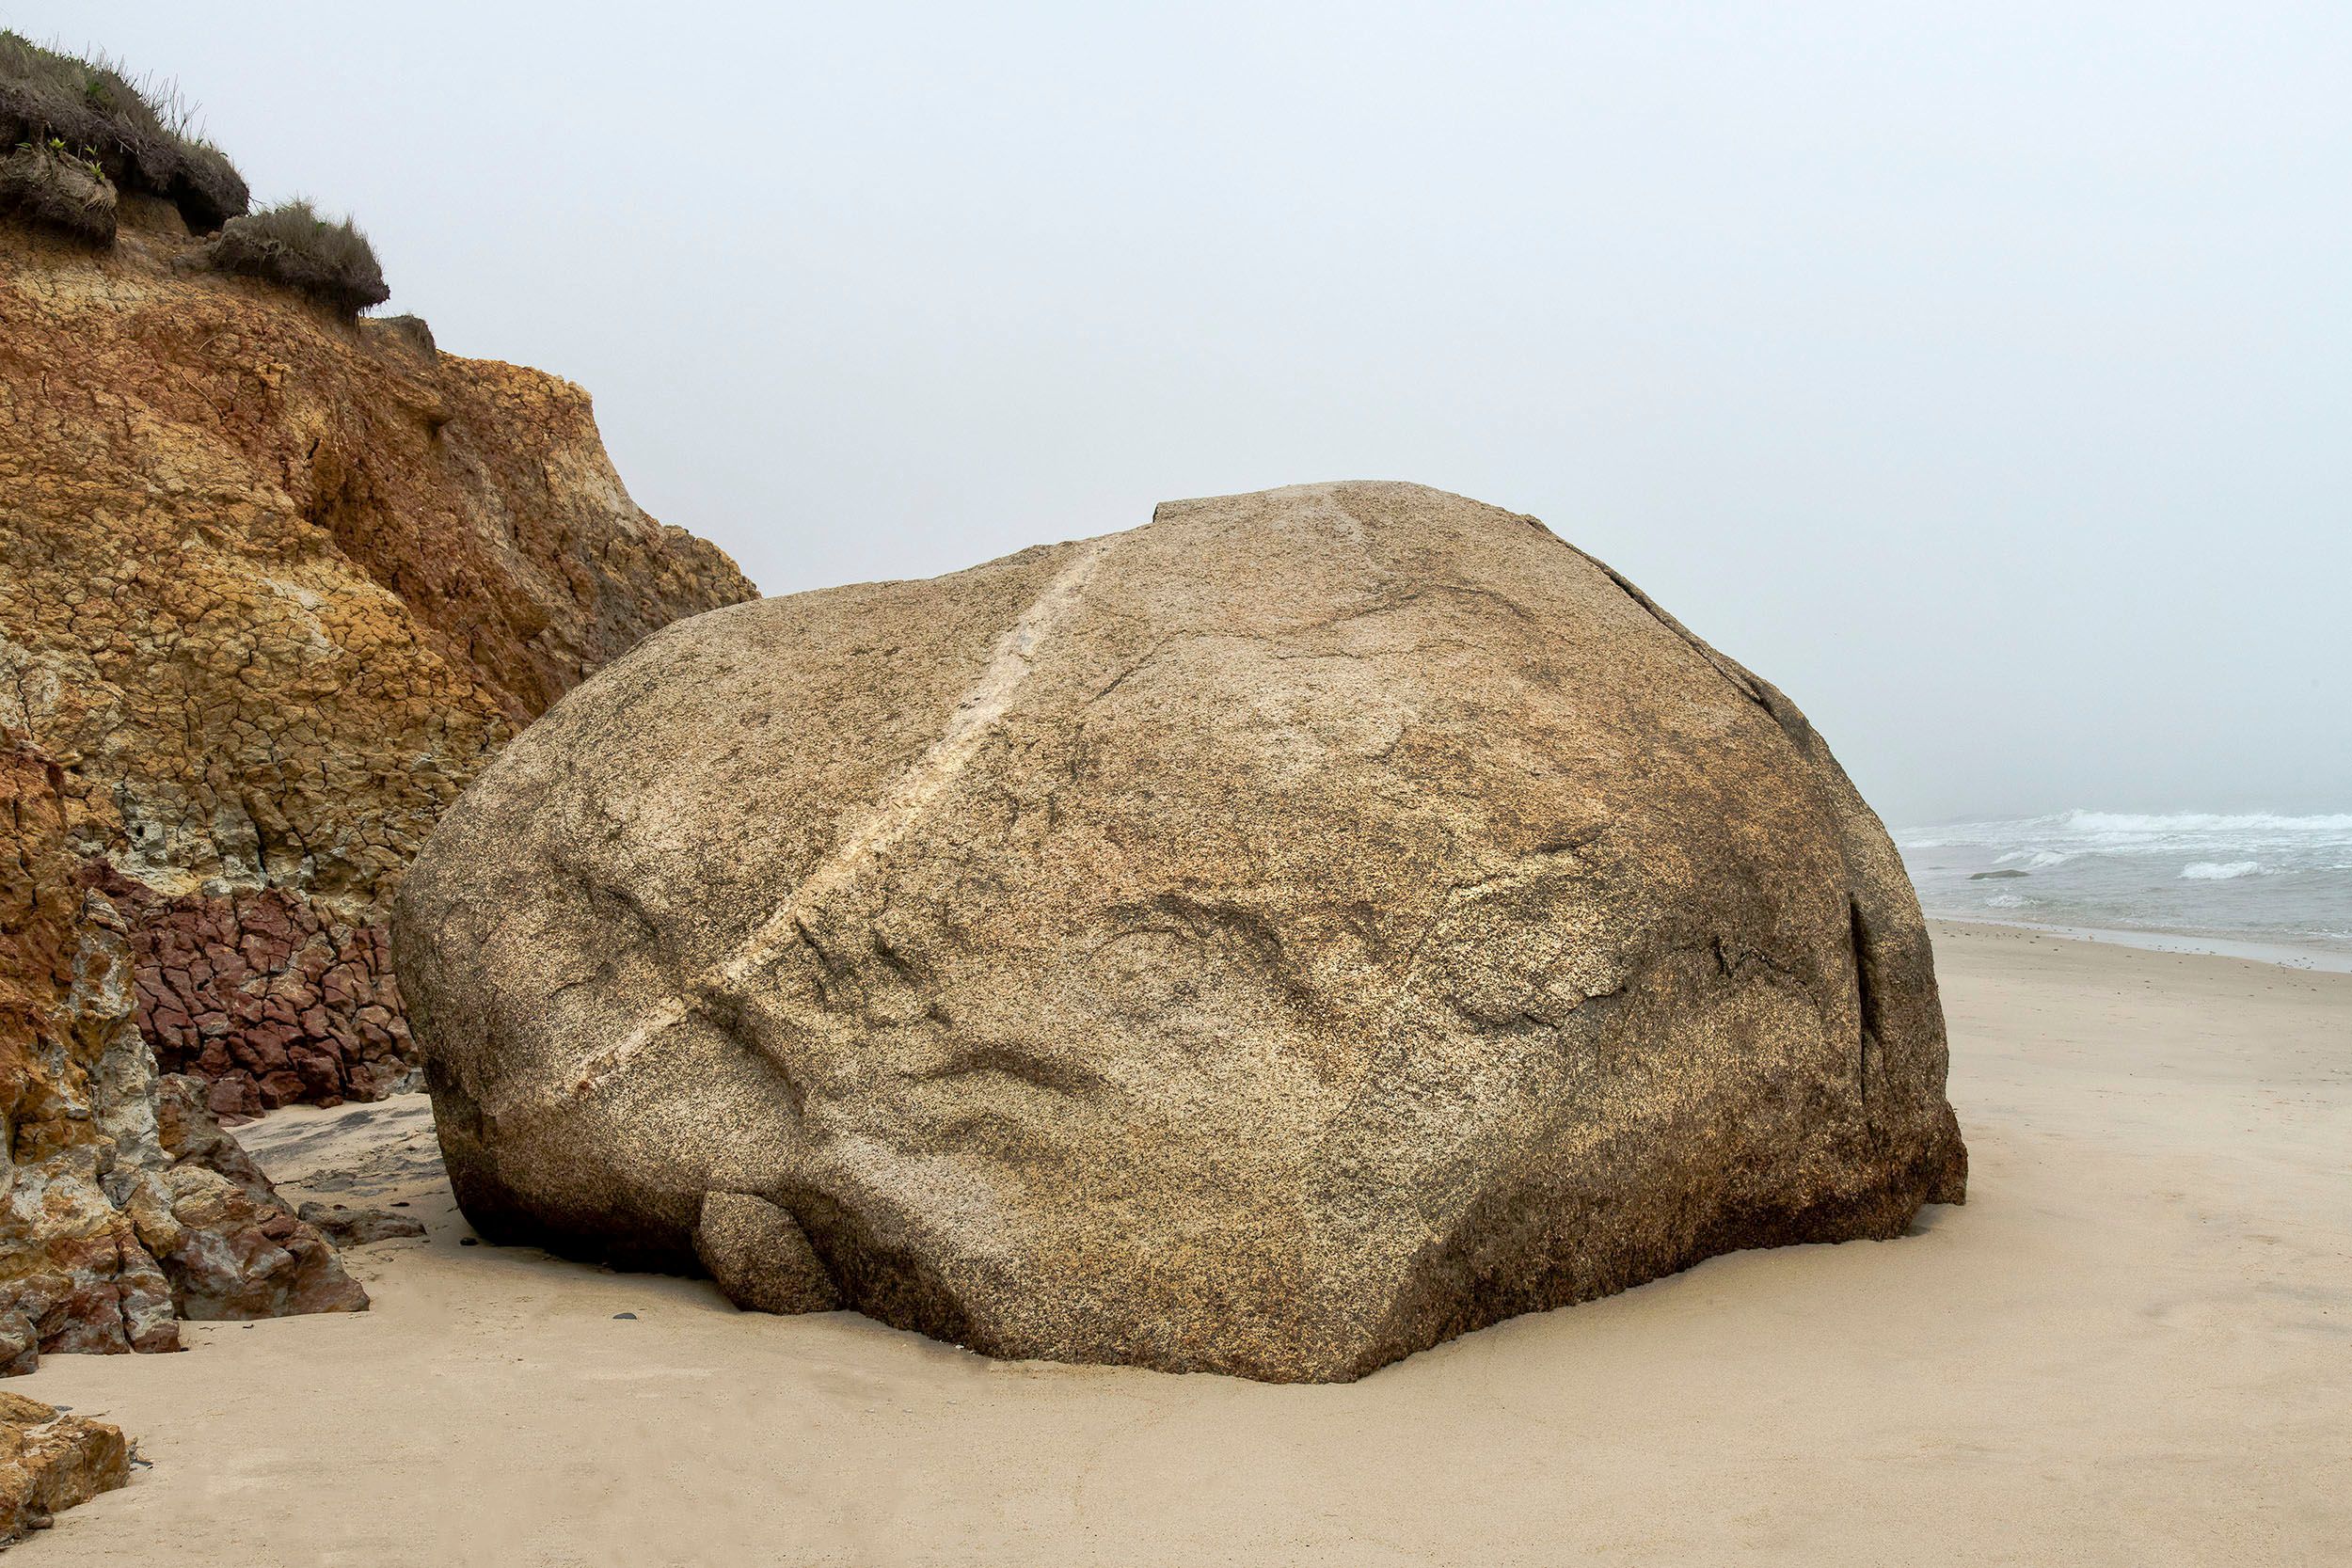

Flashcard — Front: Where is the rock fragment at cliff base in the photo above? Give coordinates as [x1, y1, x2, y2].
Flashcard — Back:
[0, 1391, 132, 1544]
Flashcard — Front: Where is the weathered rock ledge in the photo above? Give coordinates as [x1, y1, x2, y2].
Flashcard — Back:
[2, 740, 364, 1373]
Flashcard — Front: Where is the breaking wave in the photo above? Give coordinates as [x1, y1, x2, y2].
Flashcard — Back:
[1899, 808, 2352, 960]
[2059, 811, 2352, 836]
[1902, 810, 2352, 853]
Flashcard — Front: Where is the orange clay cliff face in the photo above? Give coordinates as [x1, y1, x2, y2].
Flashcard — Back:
[0, 199, 754, 1373]
[0, 204, 755, 1121]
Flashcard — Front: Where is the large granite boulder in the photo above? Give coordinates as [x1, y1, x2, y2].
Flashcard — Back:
[397, 482, 1967, 1382]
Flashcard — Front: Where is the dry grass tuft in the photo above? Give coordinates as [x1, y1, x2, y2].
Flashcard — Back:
[0, 30, 246, 231]
[201, 199, 390, 314]
[5, 37, 391, 311]
[0, 136, 115, 244]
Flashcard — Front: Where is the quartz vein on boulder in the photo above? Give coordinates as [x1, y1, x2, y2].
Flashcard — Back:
[560, 540, 1116, 1104]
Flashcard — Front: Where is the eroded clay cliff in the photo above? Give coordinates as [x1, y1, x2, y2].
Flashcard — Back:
[0, 207, 755, 1118]
[1, 197, 755, 1373]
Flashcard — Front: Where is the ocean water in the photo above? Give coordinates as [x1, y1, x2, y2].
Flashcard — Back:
[1896, 811, 2352, 969]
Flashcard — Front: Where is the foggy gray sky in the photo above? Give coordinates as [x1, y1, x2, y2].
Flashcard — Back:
[20, 2, 2348, 824]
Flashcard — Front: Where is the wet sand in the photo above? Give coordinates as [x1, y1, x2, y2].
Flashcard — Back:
[18, 922, 2350, 1565]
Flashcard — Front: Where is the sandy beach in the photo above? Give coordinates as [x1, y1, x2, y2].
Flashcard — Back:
[15, 921, 2348, 1566]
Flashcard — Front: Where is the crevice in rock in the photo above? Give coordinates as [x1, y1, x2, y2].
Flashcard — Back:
[908, 1041, 1105, 1101]
[1849, 895, 1880, 1101]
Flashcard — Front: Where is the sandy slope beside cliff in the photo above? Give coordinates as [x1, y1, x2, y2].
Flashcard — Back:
[13, 923, 2349, 1566]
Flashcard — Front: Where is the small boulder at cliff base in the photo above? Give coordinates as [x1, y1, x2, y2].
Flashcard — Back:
[397, 481, 1968, 1383]
[0, 1391, 133, 1543]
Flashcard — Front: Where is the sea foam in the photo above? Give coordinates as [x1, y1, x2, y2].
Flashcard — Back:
[1995, 848, 2071, 869]
[1898, 808, 2352, 961]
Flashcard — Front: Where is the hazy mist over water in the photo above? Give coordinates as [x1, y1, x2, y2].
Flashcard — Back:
[18, 3, 2348, 827]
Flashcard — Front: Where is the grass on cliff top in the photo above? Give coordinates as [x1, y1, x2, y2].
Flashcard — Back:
[0, 30, 246, 230]
[0, 137, 117, 245]
[201, 199, 391, 315]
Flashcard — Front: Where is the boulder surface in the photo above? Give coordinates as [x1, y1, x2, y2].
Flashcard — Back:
[398, 482, 1966, 1382]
